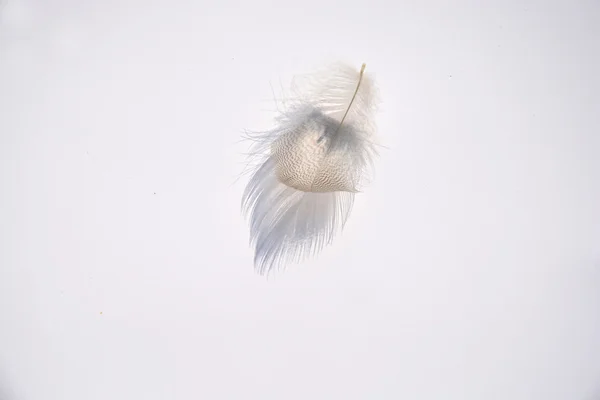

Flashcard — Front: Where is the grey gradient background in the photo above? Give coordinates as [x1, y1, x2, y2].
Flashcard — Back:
[1, 0, 599, 399]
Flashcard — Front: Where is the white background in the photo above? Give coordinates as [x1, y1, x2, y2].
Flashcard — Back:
[1, 0, 599, 399]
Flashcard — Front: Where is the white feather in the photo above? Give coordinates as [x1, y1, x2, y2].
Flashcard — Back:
[241, 62, 379, 275]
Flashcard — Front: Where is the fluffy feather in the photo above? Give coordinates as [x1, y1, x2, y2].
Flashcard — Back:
[241, 62, 379, 275]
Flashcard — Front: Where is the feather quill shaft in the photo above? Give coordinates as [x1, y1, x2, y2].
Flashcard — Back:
[241, 62, 379, 274]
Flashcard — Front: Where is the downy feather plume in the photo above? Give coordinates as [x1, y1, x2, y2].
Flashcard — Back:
[241, 62, 379, 275]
